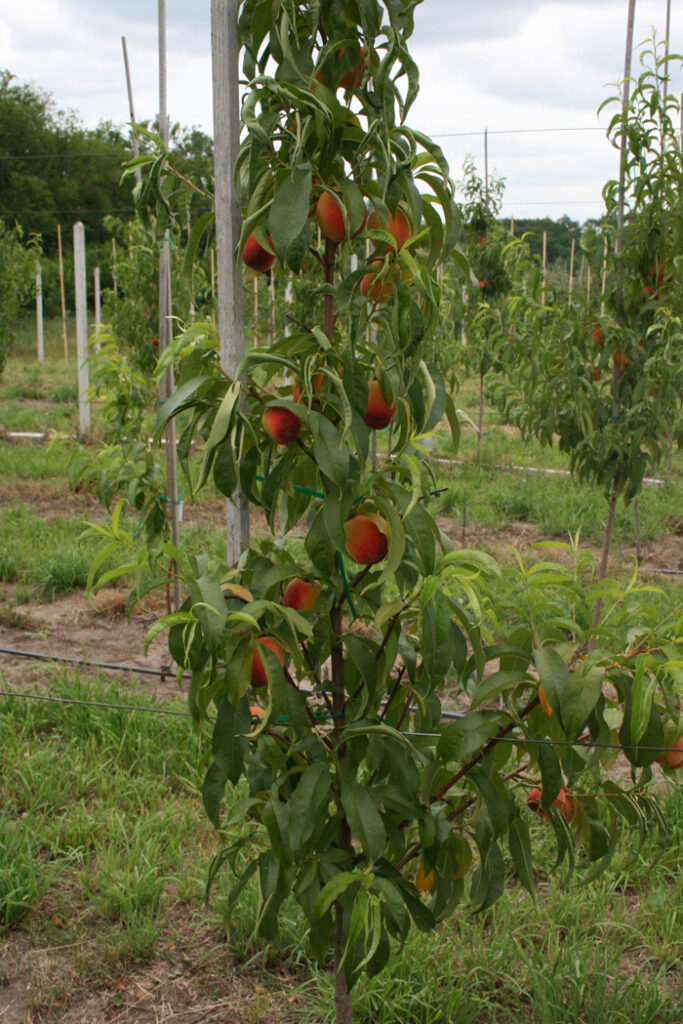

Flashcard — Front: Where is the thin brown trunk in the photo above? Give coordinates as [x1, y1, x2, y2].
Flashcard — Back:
[476, 372, 484, 464]
[330, 604, 353, 1024]
[634, 497, 641, 562]
[592, 484, 619, 627]
[334, 903, 353, 1024]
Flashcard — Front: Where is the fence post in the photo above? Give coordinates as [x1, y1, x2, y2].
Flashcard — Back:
[73, 221, 91, 437]
[36, 267, 44, 363]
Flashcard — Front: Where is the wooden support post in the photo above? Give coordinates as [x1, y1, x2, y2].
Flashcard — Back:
[57, 223, 68, 362]
[122, 36, 142, 186]
[212, 0, 249, 563]
[73, 222, 91, 437]
[111, 237, 118, 298]
[568, 237, 576, 303]
[36, 267, 44, 363]
[210, 247, 216, 323]
[157, 0, 181, 613]
[541, 230, 547, 304]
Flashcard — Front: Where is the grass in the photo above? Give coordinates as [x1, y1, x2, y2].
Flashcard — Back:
[433, 462, 683, 548]
[1, 669, 682, 1022]
[0, 505, 111, 597]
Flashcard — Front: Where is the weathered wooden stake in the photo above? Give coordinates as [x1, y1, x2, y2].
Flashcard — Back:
[122, 36, 142, 186]
[57, 223, 68, 362]
[568, 237, 576, 303]
[212, 0, 249, 562]
[36, 267, 44, 363]
[73, 222, 90, 437]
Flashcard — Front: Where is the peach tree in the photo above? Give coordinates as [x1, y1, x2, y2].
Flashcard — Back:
[92, 7, 683, 1022]
[488, 39, 683, 583]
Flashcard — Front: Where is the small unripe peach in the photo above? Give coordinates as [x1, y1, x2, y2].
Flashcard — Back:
[415, 859, 435, 891]
[538, 685, 553, 717]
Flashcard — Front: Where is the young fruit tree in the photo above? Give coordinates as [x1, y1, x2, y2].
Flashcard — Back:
[488, 39, 683, 593]
[93, 8, 683, 1022]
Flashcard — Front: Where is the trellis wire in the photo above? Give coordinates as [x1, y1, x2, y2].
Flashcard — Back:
[0, 686, 675, 757]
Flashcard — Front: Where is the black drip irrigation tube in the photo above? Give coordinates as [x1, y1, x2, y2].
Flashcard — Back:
[0, 645, 187, 683]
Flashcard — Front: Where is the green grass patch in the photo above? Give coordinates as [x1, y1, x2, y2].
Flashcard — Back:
[1, 669, 682, 1021]
[0, 504, 108, 596]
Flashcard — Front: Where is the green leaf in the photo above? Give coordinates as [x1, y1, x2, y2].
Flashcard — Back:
[313, 872, 359, 919]
[508, 818, 535, 898]
[202, 760, 227, 828]
[311, 413, 349, 490]
[560, 665, 604, 741]
[268, 165, 313, 270]
[471, 669, 528, 710]
[533, 646, 569, 725]
[206, 380, 241, 449]
[341, 781, 386, 862]
[190, 572, 228, 646]
[212, 696, 251, 785]
[437, 712, 500, 762]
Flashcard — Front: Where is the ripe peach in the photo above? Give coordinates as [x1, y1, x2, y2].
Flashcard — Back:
[593, 326, 604, 346]
[367, 206, 412, 254]
[282, 577, 321, 611]
[656, 736, 683, 771]
[613, 348, 627, 369]
[316, 45, 366, 91]
[344, 514, 389, 565]
[527, 786, 576, 823]
[364, 379, 395, 429]
[242, 234, 275, 272]
[293, 372, 324, 403]
[251, 636, 284, 688]
[360, 260, 394, 301]
[316, 191, 347, 242]
[261, 406, 302, 445]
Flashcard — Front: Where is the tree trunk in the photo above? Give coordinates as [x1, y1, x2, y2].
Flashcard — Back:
[334, 903, 353, 1024]
[476, 371, 484, 465]
[592, 483, 619, 628]
[634, 497, 641, 562]
[330, 604, 353, 1024]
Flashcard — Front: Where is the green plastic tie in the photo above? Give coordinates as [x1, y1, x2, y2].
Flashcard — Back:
[336, 551, 358, 619]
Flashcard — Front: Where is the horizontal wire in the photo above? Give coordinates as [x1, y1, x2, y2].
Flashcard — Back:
[0, 687, 672, 756]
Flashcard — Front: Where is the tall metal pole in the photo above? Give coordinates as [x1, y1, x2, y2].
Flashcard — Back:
[211, 0, 249, 562]
[158, 0, 181, 611]
[121, 36, 142, 187]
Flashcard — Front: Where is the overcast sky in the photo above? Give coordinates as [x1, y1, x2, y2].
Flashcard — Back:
[1, 0, 680, 223]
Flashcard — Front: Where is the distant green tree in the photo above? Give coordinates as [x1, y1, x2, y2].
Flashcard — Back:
[0, 219, 41, 375]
